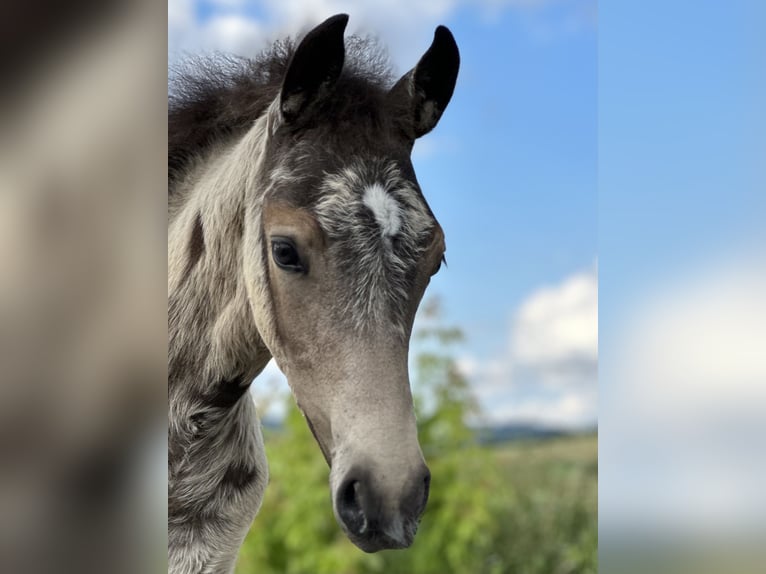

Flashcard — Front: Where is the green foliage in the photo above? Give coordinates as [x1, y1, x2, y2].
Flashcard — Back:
[237, 302, 597, 574]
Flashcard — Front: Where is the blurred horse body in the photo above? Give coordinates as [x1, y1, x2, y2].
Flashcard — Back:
[168, 14, 459, 573]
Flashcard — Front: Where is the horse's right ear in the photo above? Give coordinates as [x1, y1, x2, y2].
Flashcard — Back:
[280, 14, 348, 125]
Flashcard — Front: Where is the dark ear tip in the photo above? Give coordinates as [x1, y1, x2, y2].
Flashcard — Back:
[433, 25, 460, 60]
[434, 25, 456, 44]
[324, 13, 350, 31]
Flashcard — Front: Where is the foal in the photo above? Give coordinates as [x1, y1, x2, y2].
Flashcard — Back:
[168, 14, 459, 573]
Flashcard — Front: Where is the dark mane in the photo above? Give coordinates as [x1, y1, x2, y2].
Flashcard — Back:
[168, 36, 394, 193]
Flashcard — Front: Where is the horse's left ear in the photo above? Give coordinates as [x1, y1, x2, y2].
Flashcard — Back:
[389, 26, 460, 139]
[280, 13, 348, 125]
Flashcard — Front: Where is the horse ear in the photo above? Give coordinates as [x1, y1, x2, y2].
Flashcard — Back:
[389, 25, 460, 139]
[280, 14, 348, 124]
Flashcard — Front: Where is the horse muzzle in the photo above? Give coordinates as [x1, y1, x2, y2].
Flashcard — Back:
[332, 463, 431, 552]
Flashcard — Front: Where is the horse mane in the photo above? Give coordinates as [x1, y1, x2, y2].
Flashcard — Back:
[168, 36, 395, 193]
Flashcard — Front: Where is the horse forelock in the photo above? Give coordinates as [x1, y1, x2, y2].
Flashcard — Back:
[168, 35, 393, 195]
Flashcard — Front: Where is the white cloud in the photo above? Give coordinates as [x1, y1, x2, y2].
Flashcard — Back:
[169, 0, 272, 57]
[512, 265, 598, 367]
[460, 262, 598, 428]
[168, 0, 197, 55]
[601, 252, 766, 534]
[614, 255, 766, 424]
[202, 16, 266, 55]
[457, 356, 512, 404]
[488, 390, 595, 428]
[168, 0, 193, 26]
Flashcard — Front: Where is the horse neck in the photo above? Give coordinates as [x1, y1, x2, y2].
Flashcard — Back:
[168, 114, 273, 400]
[168, 114, 273, 572]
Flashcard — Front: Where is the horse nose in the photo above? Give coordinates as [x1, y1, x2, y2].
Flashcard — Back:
[407, 466, 431, 518]
[335, 464, 431, 552]
[337, 477, 368, 537]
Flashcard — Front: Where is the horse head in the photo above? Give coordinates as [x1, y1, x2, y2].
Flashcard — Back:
[243, 14, 459, 552]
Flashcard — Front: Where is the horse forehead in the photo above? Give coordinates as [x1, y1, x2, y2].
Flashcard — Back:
[308, 160, 434, 334]
[314, 160, 433, 237]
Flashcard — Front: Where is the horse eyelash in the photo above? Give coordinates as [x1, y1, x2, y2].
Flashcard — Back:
[432, 255, 447, 276]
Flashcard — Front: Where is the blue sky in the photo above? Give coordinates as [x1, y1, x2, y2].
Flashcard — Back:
[599, 0, 766, 410]
[169, 0, 598, 428]
[598, 0, 766, 534]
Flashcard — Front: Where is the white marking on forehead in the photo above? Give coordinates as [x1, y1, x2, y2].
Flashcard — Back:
[363, 183, 401, 237]
[314, 159, 436, 336]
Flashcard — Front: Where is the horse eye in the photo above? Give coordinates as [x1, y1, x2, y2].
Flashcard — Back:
[271, 239, 304, 272]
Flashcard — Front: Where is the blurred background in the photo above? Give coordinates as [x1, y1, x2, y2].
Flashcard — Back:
[170, 1, 597, 573]
[1, 2, 166, 573]
[599, 2, 766, 573]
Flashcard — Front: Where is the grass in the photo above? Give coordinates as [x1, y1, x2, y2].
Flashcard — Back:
[482, 434, 598, 574]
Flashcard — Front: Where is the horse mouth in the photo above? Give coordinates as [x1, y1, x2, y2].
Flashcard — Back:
[344, 525, 416, 553]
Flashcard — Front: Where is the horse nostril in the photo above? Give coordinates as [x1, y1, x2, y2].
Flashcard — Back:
[420, 469, 431, 514]
[337, 479, 367, 536]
